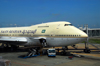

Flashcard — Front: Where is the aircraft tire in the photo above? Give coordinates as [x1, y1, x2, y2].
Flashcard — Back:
[84, 49, 91, 53]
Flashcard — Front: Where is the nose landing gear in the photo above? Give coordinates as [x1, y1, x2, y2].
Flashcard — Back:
[61, 46, 68, 55]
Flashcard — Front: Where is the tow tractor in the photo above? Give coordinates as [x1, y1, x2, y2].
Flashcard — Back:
[47, 49, 56, 57]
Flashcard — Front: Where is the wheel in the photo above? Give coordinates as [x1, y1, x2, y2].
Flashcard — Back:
[84, 49, 91, 53]
[87, 49, 91, 53]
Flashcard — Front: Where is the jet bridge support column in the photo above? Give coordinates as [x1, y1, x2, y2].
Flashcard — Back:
[84, 25, 91, 53]
[84, 41, 90, 53]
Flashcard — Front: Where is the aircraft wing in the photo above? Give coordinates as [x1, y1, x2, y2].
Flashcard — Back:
[34, 37, 46, 39]
[0, 37, 27, 43]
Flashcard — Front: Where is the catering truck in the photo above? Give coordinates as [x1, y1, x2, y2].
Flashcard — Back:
[47, 49, 56, 57]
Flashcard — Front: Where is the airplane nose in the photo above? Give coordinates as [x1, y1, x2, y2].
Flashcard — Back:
[69, 26, 88, 38]
[82, 33, 88, 38]
[80, 31, 88, 38]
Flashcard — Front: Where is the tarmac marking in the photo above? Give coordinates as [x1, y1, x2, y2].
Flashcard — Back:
[72, 53, 100, 57]
[12, 61, 30, 66]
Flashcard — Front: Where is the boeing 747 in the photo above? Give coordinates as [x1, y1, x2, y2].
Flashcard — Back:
[0, 21, 89, 54]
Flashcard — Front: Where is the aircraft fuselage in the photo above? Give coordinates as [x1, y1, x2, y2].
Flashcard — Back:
[0, 21, 88, 47]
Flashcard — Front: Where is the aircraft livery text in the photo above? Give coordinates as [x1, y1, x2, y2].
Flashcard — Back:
[0, 29, 37, 34]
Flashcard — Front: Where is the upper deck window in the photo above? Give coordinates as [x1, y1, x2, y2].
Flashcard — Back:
[38, 26, 49, 28]
[64, 24, 72, 26]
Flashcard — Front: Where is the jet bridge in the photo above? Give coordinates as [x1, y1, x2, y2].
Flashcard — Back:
[79, 25, 100, 37]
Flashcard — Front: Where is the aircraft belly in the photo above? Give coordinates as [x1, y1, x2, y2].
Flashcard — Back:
[46, 38, 87, 47]
[0, 36, 87, 47]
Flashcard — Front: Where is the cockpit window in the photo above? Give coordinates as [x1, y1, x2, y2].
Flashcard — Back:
[64, 24, 72, 26]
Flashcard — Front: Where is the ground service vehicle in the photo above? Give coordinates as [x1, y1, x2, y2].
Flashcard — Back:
[47, 49, 56, 57]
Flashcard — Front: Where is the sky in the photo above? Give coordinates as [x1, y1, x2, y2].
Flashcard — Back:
[0, 0, 100, 28]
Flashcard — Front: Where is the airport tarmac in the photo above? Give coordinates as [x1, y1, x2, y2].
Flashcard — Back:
[0, 43, 100, 66]
[0, 51, 100, 66]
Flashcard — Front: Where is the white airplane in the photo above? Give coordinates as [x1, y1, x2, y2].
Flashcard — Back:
[0, 21, 89, 54]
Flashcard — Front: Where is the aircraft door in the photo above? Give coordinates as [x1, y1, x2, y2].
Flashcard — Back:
[39, 39, 47, 47]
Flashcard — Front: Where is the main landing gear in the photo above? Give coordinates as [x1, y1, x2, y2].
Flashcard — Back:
[0, 43, 19, 52]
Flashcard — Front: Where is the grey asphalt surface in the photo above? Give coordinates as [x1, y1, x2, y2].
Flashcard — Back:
[0, 51, 100, 66]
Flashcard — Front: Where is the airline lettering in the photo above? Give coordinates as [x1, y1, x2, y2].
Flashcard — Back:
[0, 29, 37, 34]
